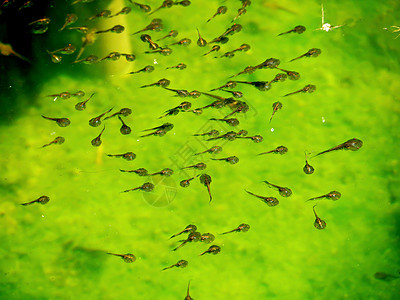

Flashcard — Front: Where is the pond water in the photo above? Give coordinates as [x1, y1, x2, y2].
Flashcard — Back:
[0, 0, 399, 299]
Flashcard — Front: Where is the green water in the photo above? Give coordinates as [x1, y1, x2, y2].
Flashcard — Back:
[1, 0, 400, 299]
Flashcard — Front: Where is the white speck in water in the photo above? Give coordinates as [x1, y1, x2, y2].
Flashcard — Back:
[41, 215, 44, 218]
[322, 117, 326, 123]
[153, 59, 158, 65]
[270, 128, 275, 132]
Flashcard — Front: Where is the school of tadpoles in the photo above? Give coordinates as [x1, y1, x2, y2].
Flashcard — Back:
[5, 0, 364, 298]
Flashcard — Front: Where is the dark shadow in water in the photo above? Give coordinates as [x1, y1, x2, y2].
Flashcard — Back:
[0, 0, 110, 125]
[60, 241, 106, 277]
[0, 282, 44, 300]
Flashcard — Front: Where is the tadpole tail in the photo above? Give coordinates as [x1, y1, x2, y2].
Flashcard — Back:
[311, 151, 326, 158]
[147, 172, 159, 176]
[41, 143, 51, 148]
[220, 230, 234, 235]
[121, 187, 138, 193]
[59, 24, 67, 32]
[228, 73, 239, 79]
[289, 55, 303, 62]
[311, 146, 341, 158]
[224, 111, 235, 119]
[148, 6, 161, 16]
[263, 181, 278, 190]
[256, 151, 270, 156]
[95, 29, 109, 34]
[277, 31, 290, 36]
[207, 185, 213, 204]
[169, 233, 180, 239]
[206, 13, 217, 23]
[140, 84, 152, 88]
[131, 29, 145, 35]
[41, 115, 55, 121]
[119, 169, 135, 173]
[142, 126, 160, 131]
[103, 114, 115, 121]
[283, 90, 300, 97]
[140, 131, 155, 137]
[245, 190, 256, 197]
[98, 108, 113, 121]
[172, 241, 187, 251]
[307, 195, 325, 202]
[13, 51, 31, 63]
[269, 115, 273, 124]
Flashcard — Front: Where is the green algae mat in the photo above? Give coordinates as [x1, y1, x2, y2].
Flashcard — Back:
[1, 0, 400, 299]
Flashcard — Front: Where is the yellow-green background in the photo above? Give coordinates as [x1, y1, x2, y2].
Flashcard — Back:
[1, 0, 399, 299]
